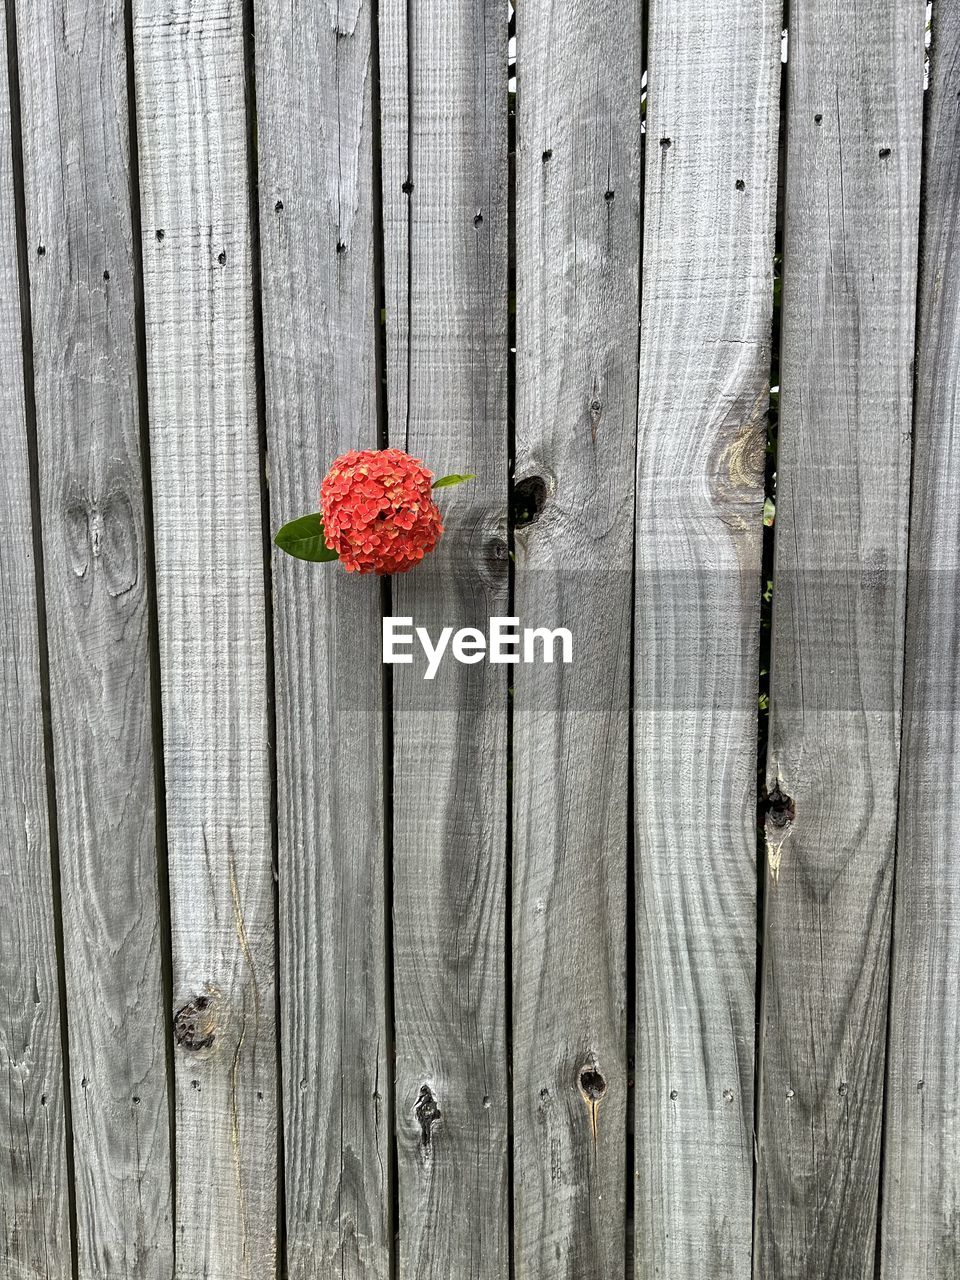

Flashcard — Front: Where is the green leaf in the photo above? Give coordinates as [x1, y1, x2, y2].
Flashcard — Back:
[432, 473, 476, 489]
[274, 512, 339, 562]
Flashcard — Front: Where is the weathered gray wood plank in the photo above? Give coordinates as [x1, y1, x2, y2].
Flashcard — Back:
[633, 3, 781, 1275]
[0, 10, 71, 1275]
[132, 3, 277, 1275]
[881, 5, 960, 1276]
[254, 1, 390, 1276]
[755, 4, 924, 1276]
[380, 0, 510, 1274]
[512, 2, 639, 1274]
[15, 0, 173, 1272]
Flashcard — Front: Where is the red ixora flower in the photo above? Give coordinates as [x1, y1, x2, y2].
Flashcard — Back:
[320, 448, 444, 575]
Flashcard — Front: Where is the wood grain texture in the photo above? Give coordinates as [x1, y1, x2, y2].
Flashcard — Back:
[881, 5, 960, 1276]
[511, 2, 639, 1274]
[15, 0, 173, 1272]
[132, 3, 277, 1275]
[0, 10, 71, 1274]
[755, 4, 924, 1277]
[254, 1, 390, 1276]
[380, 0, 510, 1274]
[633, 2, 781, 1275]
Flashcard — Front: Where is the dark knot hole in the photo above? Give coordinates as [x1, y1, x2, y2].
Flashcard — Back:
[579, 1067, 607, 1101]
[512, 475, 547, 528]
[764, 781, 796, 828]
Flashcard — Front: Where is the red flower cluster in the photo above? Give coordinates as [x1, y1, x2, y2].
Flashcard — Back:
[320, 448, 444, 575]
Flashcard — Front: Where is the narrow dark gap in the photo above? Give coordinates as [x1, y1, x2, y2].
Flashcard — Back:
[370, 4, 399, 1275]
[122, 0, 177, 1259]
[873, 8, 934, 1277]
[625, 1, 649, 1269]
[379, 577, 399, 1280]
[240, 3, 288, 1274]
[402, 0, 414, 455]
[752, 6, 790, 1274]
[505, 3, 517, 1275]
[3, 3, 79, 1275]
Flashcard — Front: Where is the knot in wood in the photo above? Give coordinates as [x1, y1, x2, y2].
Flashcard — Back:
[512, 475, 547, 528]
[414, 1084, 441, 1146]
[765, 780, 795, 829]
[173, 992, 217, 1051]
[578, 1066, 607, 1102]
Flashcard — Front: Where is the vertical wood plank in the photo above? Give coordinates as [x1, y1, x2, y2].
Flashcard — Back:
[755, 4, 924, 1276]
[634, 5, 783, 1274]
[380, 0, 510, 1273]
[633, 2, 781, 1276]
[132, 2, 277, 1275]
[254, 2, 390, 1277]
[0, 10, 71, 1274]
[881, 5, 960, 1276]
[15, 0, 173, 1272]
[512, 2, 639, 1274]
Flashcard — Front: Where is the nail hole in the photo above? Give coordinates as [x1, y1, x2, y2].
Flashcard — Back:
[814, 113, 823, 125]
[474, 210, 483, 227]
[786, 1088, 795, 1099]
[274, 200, 284, 213]
[604, 189, 615, 201]
[723, 1088, 735, 1103]
[132, 1095, 141, 1105]
[838, 1082, 848, 1097]
[37, 243, 46, 256]
[512, 475, 547, 527]
[669, 1088, 679, 1101]
[155, 229, 164, 241]
[879, 147, 891, 159]
[401, 178, 414, 194]
[735, 179, 745, 191]
[541, 149, 553, 163]
[659, 137, 672, 149]
[336, 240, 346, 254]
[103, 269, 110, 280]
[217, 250, 226, 265]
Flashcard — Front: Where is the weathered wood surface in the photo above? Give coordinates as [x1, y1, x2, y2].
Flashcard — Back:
[633, 2, 781, 1276]
[0, 10, 71, 1274]
[755, 4, 924, 1277]
[5, 2, 960, 1275]
[15, 0, 172, 1272]
[881, 5, 960, 1276]
[132, 2, 277, 1275]
[380, 0, 510, 1274]
[512, 2, 639, 1274]
[254, 1, 390, 1276]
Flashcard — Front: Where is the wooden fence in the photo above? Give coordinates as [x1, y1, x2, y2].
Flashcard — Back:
[0, 0, 956, 1277]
